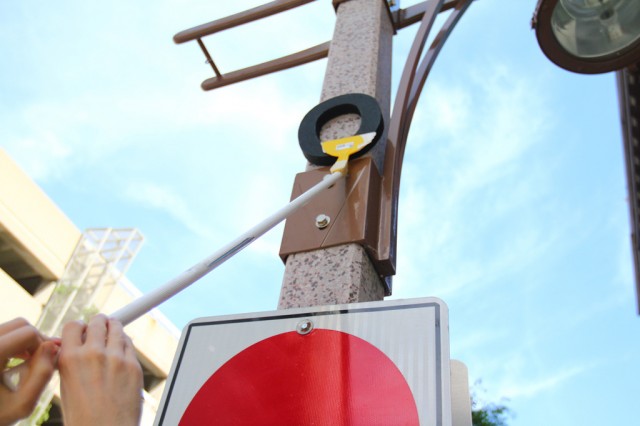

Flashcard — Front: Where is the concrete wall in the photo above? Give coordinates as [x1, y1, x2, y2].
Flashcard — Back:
[0, 268, 42, 324]
[0, 149, 179, 424]
[0, 149, 81, 281]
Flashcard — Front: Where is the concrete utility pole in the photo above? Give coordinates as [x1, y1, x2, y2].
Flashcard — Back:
[172, 0, 474, 311]
[278, 0, 393, 308]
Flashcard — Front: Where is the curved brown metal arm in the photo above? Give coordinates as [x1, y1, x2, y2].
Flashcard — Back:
[389, 0, 444, 148]
[377, 0, 474, 276]
[406, 1, 473, 138]
[393, 0, 462, 30]
[375, 0, 444, 275]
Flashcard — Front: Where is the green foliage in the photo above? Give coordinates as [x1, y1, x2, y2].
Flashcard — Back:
[54, 284, 77, 296]
[472, 401, 511, 426]
[5, 359, 51, 424]
[471, 381, 512, 426]
[4, 358, 23, 390]
[35, 404, 51, 425]
[81, 304, 100, 322]
[6, 357, 23, 368]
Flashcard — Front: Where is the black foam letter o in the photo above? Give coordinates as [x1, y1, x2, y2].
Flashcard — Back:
[298, 93, 384, 165]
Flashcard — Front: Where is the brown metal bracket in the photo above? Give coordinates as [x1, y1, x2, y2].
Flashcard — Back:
[279, 156, 383, 273]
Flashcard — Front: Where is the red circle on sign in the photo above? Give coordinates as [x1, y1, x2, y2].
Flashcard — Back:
[179, 329, 419, 425]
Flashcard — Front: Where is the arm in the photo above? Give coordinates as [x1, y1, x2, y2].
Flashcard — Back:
[58, 315, 143, 426]
[0, 318, 58, 426]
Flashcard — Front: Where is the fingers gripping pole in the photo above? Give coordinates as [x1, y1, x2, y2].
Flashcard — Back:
[110, 171, 344, 326]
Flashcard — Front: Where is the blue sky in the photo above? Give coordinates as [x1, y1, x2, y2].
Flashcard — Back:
[2, 0, 639, 424]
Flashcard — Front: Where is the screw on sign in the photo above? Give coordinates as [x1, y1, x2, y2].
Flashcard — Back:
[179, 329, 419, 425]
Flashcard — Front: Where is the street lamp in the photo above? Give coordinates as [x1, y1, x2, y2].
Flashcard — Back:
[533, 0, 640, 74]
[534, 1, 640, 313]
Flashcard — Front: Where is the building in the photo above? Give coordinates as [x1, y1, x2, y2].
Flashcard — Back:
[0, 149, 179, 425]
[617, 67, 640, 314]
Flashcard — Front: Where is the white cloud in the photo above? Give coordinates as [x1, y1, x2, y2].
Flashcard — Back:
[496, 363, 589, 400]
[247, 222, 287, 259]
[1, 0, 326, 188]
[4, 131, 72, 181]
[123, 181, 219, 240]
[393, 64, 554, 300]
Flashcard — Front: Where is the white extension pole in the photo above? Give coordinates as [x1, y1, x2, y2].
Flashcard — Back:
[2, 172, 344, 391]
[3, 136, 367, 389]
[110, 171, 344, 326]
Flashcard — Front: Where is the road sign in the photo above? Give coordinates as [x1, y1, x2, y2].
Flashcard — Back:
[155, 297, 451, 426]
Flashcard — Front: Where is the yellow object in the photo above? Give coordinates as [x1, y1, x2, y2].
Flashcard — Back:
[321, 132, 376, 174]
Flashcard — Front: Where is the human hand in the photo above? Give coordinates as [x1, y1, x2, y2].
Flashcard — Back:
[0, 318, 58, 426]
[58, 315, 143, 426]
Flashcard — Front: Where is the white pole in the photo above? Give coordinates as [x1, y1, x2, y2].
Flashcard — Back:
[2, 172, 344, 390]
[110, 171, 344, 326]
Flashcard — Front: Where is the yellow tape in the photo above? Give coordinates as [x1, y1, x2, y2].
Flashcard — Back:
[321, 132, 376, 174]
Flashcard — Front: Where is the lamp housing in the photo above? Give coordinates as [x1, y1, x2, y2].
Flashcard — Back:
[533, 0, 640, 74]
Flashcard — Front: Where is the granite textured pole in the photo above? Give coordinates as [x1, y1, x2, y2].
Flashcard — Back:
[278, 0, 393, 309]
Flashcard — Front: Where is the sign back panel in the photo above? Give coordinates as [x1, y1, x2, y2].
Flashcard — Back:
[155, 297, 451, 426]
